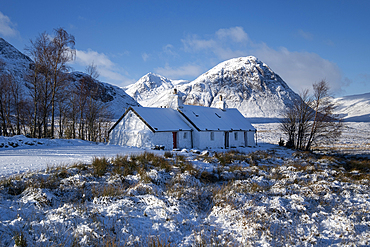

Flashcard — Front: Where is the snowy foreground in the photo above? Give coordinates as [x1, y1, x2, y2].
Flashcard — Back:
[0, 122, 370, 246]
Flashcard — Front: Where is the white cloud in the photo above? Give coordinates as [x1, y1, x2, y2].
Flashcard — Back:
[297, 29, 313, 40]
[216, 26, 249, 43]
[142, 52, 149, 62]
[155, 63, 203, 79]
[182, 34, 217, 51]
[162, 44, 178, 57]
[73, 49, 132, 85]
[0, 11, 18, 37]
[182, 27, 249, 61]
[180, 26, 344, 93]
[253, 44, 344, 93]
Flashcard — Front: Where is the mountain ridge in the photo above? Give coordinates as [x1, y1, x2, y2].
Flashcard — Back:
[126, 56, 301, 119]
[0, 38, 139, 119]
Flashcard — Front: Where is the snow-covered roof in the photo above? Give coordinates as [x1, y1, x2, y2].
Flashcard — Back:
[130, 106, 192, 132]
[178, 105, 256, 131]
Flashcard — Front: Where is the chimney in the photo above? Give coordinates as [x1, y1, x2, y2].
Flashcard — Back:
[216, 95, 225, 110]
[167, 88, 183, 109]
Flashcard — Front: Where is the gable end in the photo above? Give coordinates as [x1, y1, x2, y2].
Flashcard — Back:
[108, 107, 156, 138]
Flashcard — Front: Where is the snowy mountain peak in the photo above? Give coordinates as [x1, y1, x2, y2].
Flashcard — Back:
[182, 56, 300, 119]
[125, 56, 300, 120]
[125, 73, 177, 103]
[139, 72, 174, 90]
[192, 56, 285, 90]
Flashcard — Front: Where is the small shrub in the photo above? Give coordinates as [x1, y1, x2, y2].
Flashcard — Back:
[148, 236, 172, 247]
[214, 150, 247, 166]
[285, 140, 294, 148]
[57, 167, 69, 179]
[92, 184, 126, 198]
[164, 151, 173, 158]
[344, 158, 370, 173]
[175, 154, 187, 163]
[278, 138, 285, 146]
[199, 170, 219, 183]
[4, 178, 26, 195]
[151, 155, 172, 172]
[138, 168, 152, 183]
[136, 152, 156, 165]
[112, 155, 136, 176]
[29, 174, 59, 190]
[92, 157, 109, 177]
[70, 162, 88, 171]
[215, 152, 232, 166]
[14, 232, 27, 247]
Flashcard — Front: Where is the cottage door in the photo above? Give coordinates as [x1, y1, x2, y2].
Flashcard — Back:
[172, 132, 177, 149]
[225, 132, 229, 149]
[244, 131, 248, 147]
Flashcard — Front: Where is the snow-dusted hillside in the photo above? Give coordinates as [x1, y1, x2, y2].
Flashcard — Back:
[0, 37, 33, 81]
[333, 92, 370, 122]
[0, 38, 139, 119]
[126, 57, 301, 120]
[182, 56, 300, 118]
[68, 72, 139, 118]
[125, 72, 188, 107]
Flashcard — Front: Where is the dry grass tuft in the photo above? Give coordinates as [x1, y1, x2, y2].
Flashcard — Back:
[92, 157, 109, 177]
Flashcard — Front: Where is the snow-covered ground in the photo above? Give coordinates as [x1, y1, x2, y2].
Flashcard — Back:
[254, 122, 370, 153]
[0, 122, 369, 246]
[1, 122, 369, 178]
[0, 136, 148, 178]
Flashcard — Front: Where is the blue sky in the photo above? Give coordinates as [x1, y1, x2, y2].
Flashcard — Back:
[1, 0, 369, 96]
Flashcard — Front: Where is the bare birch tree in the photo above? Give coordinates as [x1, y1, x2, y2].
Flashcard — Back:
[280, 80, 342, 151]
[305, 80, 342, 150]
[49, 28, 75, 138]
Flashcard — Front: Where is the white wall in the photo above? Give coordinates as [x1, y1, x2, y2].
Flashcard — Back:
[229, 131, 245, 148]
[193, 131, 224, 150]
[109, 113, 155, 148]
[110, 112, 193, 150]
[152, 132, 173, 149]
[176, 131, 192, 149]
[245, 131, 256, 146]
[191, 130, 255, 149]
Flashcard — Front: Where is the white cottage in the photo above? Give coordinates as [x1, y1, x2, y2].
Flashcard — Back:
[109, 92, 256, 150]
[109, 107, 193, 150]
[177, 104, 256, 149]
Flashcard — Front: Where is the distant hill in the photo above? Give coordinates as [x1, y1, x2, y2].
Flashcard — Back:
[125, 72, 188, 108]
[333, 92, 370, 122]
[0, 38, 139, 119]
[126, 56, 301, 121]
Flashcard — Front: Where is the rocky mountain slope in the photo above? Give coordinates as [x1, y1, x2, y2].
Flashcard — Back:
[126, 56, 301, 120]
[0, 38, 139, 119]
[67, 71, 139, 118]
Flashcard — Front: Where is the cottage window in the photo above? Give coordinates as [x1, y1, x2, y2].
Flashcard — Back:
[234, 132, 238, 140]
[183, 132, 187, 139]
[210, 132, 214, 141]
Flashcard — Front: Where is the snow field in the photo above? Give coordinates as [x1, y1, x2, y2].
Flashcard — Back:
[1, 147, 370, 246]
[255, 122, 370, 153]
[0, 122, 369, 246]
